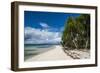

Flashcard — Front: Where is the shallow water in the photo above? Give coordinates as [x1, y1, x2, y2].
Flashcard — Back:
[24, 44, 59, 61]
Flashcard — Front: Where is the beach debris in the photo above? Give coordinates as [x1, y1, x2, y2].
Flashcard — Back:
[64, 49, 90, 59]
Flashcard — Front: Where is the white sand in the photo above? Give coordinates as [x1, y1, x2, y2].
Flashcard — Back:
[25, 45, 73, 61]
[65, 49, 90, 59]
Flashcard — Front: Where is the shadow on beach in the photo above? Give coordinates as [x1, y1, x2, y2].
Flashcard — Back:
[62, 48, 90, 59]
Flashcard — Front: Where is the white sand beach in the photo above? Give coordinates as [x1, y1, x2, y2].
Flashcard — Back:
[25, 45, 73, 62]
[65, 49, 90, 59]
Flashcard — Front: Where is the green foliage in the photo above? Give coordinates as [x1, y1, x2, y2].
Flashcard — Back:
[61, 14, 90, 49]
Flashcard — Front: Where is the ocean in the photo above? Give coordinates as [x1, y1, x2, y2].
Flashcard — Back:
[24, 44, 59, 61]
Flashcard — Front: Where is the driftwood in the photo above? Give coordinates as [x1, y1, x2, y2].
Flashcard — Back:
[64, 50, 80, 59]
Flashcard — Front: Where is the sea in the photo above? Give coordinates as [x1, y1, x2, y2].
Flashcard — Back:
[24, 44, 60, 60]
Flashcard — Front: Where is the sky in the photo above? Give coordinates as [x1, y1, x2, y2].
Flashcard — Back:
[24, 11, 80, 44]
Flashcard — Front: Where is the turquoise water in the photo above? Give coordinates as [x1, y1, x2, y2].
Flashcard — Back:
[24, 44, 58, 60]
[24, 44, 54, 50]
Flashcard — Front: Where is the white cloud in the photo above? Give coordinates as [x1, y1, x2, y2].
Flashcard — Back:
[24, 27, 61, 44]
[39, 22, 49, 28]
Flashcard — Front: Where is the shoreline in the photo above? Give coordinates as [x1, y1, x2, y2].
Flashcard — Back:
[25, 45, 90, 62]
[24, 46, 56, 60]
[25, 45, 73, 62]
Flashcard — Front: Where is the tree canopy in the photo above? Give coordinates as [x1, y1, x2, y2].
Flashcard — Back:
[61, 14, 90, 49]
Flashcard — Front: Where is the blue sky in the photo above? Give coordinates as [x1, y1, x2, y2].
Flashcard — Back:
[24, 11, 80, 44]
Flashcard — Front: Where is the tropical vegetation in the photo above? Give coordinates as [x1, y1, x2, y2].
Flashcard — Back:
[61, 14, 90, 50]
